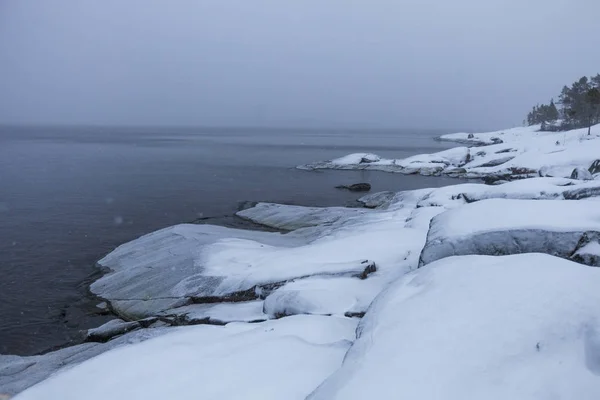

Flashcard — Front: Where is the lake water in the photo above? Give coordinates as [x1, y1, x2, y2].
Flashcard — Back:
[0, 125, 457, 355]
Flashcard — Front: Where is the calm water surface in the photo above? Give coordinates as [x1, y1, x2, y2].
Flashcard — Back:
[0, 126, 457, 355]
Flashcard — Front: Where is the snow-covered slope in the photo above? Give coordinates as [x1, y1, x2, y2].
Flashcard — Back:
[308, 254, 600, 400]
[15, 316, 357, 400]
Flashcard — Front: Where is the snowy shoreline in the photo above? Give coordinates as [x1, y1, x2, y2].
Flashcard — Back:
[4, 124, 600, 399]
[299, 124, 600, 182]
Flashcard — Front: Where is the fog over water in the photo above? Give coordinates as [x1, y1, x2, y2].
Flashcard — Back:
[1, 0, 599, 129]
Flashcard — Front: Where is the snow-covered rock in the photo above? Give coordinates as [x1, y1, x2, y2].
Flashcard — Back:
[1, 328, 172, 397]
[570, 166, 594, 180]
[415, 177, 583, 209]
[86, 319, 141, 341]
[236, 202, 368, 231]
[298, 147, 471, 175]
[263, 276, 382, 318]
[16, 316, 358, 400]
[93, 198, 427, 323]
[419, 198, 600, 266]
[92, 224, 306, 319]
[299, 123, 600, 180]
[308, 254, 600, 400]
[357, 191, 395, 208]
[159, 301, 268, 325]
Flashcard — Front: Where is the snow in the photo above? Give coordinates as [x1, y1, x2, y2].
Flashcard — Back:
[236, 202, 368, 231]
[160, 300, 268, 324]
[575, 241, 600, 257]
[330, 152, 380, 164]
[420, 198, 600, 265]
[263, 276, 383, 317]
[2, 328, 173, 397]
[16, 316, 358, 400]
[308, 254, 600, 400]
[298, 123, 600, 180]
[13, 122, 600, 398]
[440, 124, 543, 145]
[298, 147, 470, 175]
[571, 166, 594, 180]
[92, 224, 305, 319]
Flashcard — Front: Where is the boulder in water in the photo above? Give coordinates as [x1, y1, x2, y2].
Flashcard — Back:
[335, 183, 371, 192]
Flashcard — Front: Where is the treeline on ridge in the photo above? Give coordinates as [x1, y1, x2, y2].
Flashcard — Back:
[526, 74, 600, 133]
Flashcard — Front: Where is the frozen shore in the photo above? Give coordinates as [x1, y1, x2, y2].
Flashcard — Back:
[299, 124, 600, 182]
[4, 124, 600, 399]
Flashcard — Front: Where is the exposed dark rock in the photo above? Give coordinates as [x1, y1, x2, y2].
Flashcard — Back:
[570, 167, 593, 180]
[467, 133, 474, 139]
[478, 156, 515, 168]
[475, 151, 486, 157]
[237, 201, 258, 212]
[344, 312, 366, 318]
[490, 137, 504, 144]
[359, 155, 379, 164]
[443, 167, 467, 178]
[335, 183, 372, 192]
[357, 260, 377, 279]
[563, 186, 600, 200]
[191, 286, 260, 304]
[457, 193, 475, 203]
[589, 160, 600, 175]
[482, 176, 504, 185]
[495, 148, 516, 154]
[509, 167, 537, 177]
[569, 232, 600, 265]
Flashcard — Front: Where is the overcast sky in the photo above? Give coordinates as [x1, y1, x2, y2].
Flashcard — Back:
[1, 0, 599, 130]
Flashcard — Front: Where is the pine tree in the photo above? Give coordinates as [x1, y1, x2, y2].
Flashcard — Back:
[548, 99, 559, 121]
[585, 87, 600, 135]
[526, 74, 600, 131]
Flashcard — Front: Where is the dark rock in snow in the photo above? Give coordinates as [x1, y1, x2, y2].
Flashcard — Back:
[359, 154, 380, 163]
[478, 156, 515, 168]
[335, 183, 372, 192]
[570, 232, 600, 267]
[358, 260, 377, 279]
[467, 133, 474, 139]
[495, 148, 516, 154]
[490, 137, 504, 144]
[570, 167, 593, 181]
[563, 185, 600, 200]
[589, 160, 600, 175]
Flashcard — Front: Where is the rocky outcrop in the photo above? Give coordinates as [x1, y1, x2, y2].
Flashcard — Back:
[419, 199, 600, 267]
[570, 167, 593, 180]
[335, 183, 371, 192]
[86, 319, 142, 342]
[357, 191, 396, 209]
[589, 159, 600, 175]
[236, 202, 368, 231]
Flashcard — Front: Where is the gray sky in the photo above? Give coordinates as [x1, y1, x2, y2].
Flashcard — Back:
[1, 0, 599, 130]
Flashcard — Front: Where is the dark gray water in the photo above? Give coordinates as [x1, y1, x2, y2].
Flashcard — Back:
[0, 125, 457, 355]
